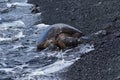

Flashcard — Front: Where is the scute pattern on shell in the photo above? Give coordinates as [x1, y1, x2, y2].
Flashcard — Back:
[37, 23, 84, 51]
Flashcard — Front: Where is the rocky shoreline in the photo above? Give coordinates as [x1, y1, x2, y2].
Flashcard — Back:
[28, 0, 120, 80]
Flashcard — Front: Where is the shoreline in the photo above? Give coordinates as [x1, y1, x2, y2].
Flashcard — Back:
[28, 0, 120, 34]
[28, 0, 120, 80]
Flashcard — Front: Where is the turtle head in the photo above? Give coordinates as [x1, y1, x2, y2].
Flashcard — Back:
[37, 42, 46, 51]
[37, 40, 51, 51]
[37, 39, 58, 51]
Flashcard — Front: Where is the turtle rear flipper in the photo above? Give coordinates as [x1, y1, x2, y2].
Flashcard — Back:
[57, 41, 66, 49]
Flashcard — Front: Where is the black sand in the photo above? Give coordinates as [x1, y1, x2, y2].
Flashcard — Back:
[28, 0, 120, 34]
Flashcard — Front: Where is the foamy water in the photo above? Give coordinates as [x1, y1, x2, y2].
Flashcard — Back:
[7, 2, 33, 7]
[0, 0, 95, 80]
[0, 20, 25, 30]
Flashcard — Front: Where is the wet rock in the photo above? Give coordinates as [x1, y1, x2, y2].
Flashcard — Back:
[31, 5, 40, 14]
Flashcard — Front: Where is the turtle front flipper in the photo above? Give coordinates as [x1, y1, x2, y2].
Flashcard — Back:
[37, 38, 58, 51]
[57, 40, 66, 49]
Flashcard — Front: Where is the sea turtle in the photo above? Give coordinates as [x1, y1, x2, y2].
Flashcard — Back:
[37, 23, 84, 51]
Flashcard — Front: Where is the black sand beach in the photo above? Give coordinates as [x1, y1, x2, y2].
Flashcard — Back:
[28, 0, 120, 34]
[28, 0, 120, 80]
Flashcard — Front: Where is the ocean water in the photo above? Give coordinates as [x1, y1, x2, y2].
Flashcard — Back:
[0, 0, 95, 80]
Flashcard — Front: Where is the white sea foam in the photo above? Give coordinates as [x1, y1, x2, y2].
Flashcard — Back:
[0, 61, 7, 67]
[14, 31, 25, 39]
[29, 59, 75, 76]
[0, 68, 14, 73]
[0, 20, 25, 30]
[27, 44, 94, 78]
[36, 23, 49, 28]
[79, 44, 95, 53]
[0, 37, 12, 41]
[0, 48, 2, 51]
[0, 0, 9, 3]
[26, 46, 35, 52]
[0, 17, 2, 21]
[6, 2, 33, 7]
[11, 43, 23, 50]
[35, 13, 41, 16]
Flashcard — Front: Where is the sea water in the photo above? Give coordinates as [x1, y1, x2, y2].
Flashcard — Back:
[0, 0, 94, 80]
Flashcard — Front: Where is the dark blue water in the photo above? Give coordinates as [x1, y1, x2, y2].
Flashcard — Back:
[0, 0, 94, 80]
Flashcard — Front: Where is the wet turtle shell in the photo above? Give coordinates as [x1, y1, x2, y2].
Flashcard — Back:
[37, 23, 84, 51]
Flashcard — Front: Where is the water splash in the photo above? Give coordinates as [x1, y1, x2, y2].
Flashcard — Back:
[0, 20, 25, 30]
[0, 37, 12, 41]
[6, 2, 33, 7]
[14, 31, 25, 39]
[21, 44, 94, 80]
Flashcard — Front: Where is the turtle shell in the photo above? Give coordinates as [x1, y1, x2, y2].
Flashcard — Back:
[37, 23, 84, 51]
